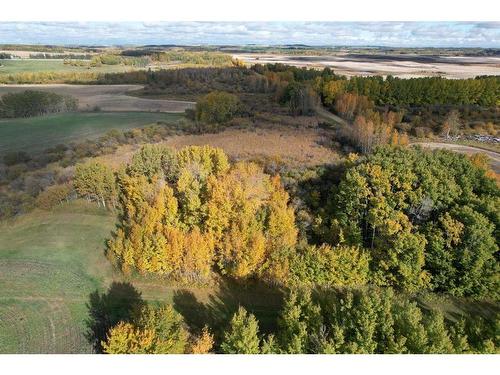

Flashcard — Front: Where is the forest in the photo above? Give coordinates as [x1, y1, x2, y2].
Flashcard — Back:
[69, 144, 499, 353]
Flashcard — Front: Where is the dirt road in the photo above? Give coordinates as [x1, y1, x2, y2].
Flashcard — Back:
[414, 142, 500, 173]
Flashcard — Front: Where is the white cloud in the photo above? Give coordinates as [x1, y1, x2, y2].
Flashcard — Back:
[0, 22, 498, 47]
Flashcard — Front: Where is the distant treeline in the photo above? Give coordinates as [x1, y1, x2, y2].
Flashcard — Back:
[29, 53, 93, 60]
[0, 71, 99, 84]
[0, 90, 78, 118]
[121, 50, 234, 66]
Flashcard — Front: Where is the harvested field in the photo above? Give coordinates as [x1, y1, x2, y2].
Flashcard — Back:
[233, 53, 500, 79]
[98, 126, 340, 168]
[0, 84, 195, 112]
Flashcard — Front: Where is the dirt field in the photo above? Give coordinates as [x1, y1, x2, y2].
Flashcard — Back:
[98, 126, 339, 168]
[0, 84, 195, 112]
[233, 53, 500, 79]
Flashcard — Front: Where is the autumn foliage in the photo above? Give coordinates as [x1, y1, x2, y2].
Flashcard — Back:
[107, 145, 298, 284]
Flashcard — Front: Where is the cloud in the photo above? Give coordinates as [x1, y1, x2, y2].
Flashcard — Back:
[0, 22, 498, 47]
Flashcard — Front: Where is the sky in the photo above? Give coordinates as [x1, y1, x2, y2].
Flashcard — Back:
[0, 22, 499, 47]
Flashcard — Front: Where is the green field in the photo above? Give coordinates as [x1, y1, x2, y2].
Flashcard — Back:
[0, 59, 133, 75]
[0, 112, 183, 154]
[0, 201, 283, 353]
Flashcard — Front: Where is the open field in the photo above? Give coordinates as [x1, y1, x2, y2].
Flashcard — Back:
[0, 59, 132, 75]
[96, 126, 340, 169]
[0, 84, 196, 112]
[0, 112, 182, 154]
[233, 53, 500, 78]
[0, 201, 284, 353]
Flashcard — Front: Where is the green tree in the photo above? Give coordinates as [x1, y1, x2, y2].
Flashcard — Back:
[195, 91, 239, 124]
[74, 160, 117, 208]
[221, 307, 261, 354]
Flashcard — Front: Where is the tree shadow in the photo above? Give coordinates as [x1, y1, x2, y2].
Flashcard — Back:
[85, 281, 145, 353]
[173, 277, 285, 348]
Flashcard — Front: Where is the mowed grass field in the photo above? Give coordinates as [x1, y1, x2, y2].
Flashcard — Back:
[0, 59, 133, 75]
[0, 112, 183, 154]
[0, 201, 284, 353]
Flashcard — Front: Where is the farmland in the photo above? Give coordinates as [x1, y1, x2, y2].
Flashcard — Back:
[0, 84, 196, 112]
[0, 112, 183, 154]
[232, 53, 500, 78]
[0, 59, 133, 75]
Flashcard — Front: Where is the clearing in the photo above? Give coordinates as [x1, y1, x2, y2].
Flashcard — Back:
[96, 126, 340, 169]
[0, 112, 183, 154]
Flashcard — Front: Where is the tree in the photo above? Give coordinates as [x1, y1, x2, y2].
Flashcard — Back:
[195, 91, 239, 124]
[108, 146, 298, 284]
[102, 322, 155, 354]
[274, 287, 488, 354]
[188, 326, 215, 354]
[319, 146, 499, 296]
[221, 307, 261, 354]
[73, 161, 117, 208]
[441, 110, 462, 138]
[127, 144, 174, 180]
[0, 90, 77, 118]
[290, 244, 370, 287]
[281, 82, 319, 116]
[102, 304, 189, 354]
[425, 206, 499, 298]
[278, 289, 323, 353]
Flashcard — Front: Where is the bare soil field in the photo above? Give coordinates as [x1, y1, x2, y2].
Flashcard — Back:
[233, 53, 500, 78]
[0, 84, 195, 113]
[97, 126, 339, 168]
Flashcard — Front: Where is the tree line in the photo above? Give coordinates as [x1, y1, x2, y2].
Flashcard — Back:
[0, 90, 78, 118]
[99, 286, 499, 354]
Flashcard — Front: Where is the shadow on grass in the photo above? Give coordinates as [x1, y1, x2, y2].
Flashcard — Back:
[173, 278, 285, 346]
[85, 281, 145, 353]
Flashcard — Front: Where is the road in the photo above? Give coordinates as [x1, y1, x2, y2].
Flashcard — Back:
[413, 142, 500, 173]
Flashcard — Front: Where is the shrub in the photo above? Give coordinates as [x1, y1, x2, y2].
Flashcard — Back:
[35, 183, 72, 210]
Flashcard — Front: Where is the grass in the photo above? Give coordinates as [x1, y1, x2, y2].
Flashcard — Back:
[0, 200, 283, 353]
[0, 59, 132, 75]
[0, 112, 183, 154]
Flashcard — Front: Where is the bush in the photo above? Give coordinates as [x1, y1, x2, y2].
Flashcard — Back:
[3, 151, 31, 166]
[35, 183, 72, 210]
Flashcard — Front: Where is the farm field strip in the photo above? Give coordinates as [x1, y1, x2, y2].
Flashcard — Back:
[0, 112, 183, 154]
[0, 84, 196, 112]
